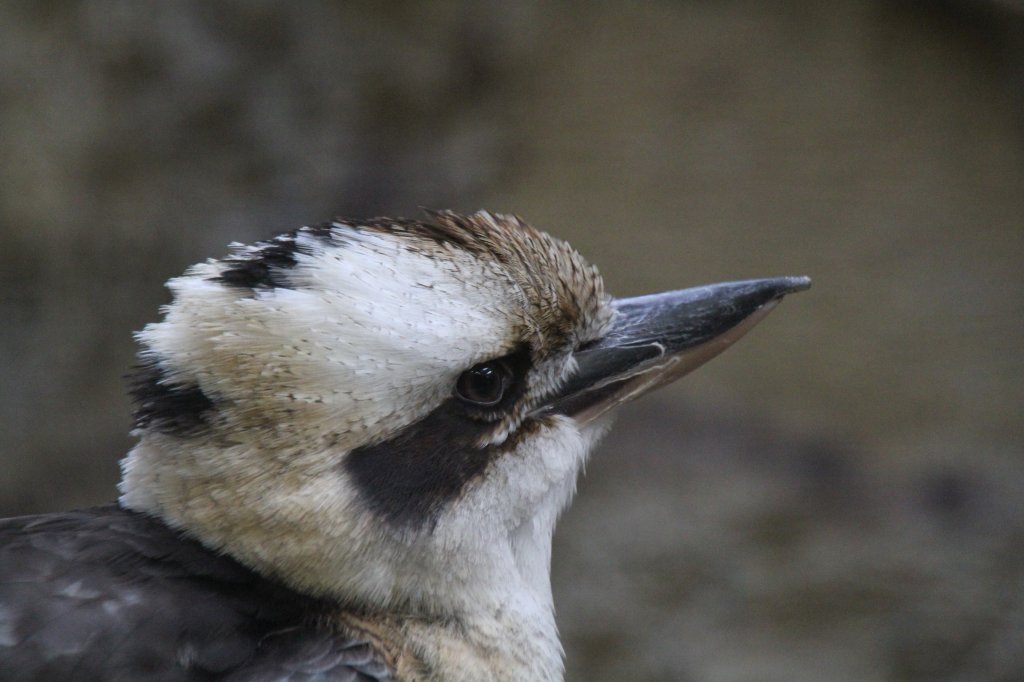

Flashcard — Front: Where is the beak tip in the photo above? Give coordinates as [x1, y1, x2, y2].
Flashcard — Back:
[776, 275, 812, 297]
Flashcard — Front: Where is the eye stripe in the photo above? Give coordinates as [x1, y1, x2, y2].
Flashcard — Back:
[345, 345, 534, 529]
[344, 397, 494, 529]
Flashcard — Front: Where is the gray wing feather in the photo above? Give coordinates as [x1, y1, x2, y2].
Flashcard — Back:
[0, 506, 391, 681]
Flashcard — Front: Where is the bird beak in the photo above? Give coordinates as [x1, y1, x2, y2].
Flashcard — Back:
[545, 276, 811, 425]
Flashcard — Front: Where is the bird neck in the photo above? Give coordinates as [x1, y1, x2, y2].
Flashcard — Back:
[337, 586, 564, 682]
[119, 430, 570, 680]
[344, 477, 568, 681]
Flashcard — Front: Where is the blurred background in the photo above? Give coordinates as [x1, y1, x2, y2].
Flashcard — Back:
[1, 1, 1022, 680]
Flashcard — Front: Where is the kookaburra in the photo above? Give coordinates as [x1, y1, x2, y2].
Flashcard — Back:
[0, 210, 809, 681]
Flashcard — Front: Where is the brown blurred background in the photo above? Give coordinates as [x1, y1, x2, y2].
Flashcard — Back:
[1, 1, 1022, 680]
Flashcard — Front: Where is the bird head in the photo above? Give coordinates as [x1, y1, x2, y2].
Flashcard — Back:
[119, 210, 808, 621]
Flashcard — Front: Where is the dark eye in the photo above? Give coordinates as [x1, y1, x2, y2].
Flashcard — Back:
[455, 361, 512, 407]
